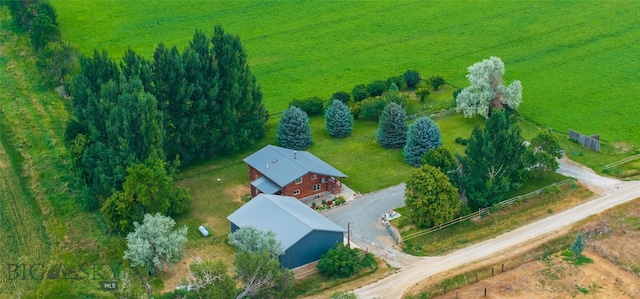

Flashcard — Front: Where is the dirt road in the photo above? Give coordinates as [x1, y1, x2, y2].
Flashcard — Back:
[354, 160, 640, 298]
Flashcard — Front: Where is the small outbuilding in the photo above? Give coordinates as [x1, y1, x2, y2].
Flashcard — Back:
[227, 194, 345, 269]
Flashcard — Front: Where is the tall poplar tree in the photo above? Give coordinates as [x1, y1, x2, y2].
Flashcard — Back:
[152, 43, 199, 162]
[211, 25, 266, 153]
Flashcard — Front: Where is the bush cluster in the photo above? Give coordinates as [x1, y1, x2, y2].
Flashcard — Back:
[317, 244, 376, 279]
[289, 96, 324, 116]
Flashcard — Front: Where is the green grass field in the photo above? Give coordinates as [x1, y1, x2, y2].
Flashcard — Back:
[0, 10, 123, 297]
[52, 0, 640, 146]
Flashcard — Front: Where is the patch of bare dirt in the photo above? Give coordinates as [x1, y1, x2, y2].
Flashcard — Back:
[432, 251, 640, 299]
[610, 142, 635, 154]
[228, 184, 250, 202]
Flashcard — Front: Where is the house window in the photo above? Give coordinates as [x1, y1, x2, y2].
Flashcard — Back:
[295, 177, 303, 184]
[293, 190, 300, 195]
[313, 184, 321, 191]
[311, 174, 317, 180]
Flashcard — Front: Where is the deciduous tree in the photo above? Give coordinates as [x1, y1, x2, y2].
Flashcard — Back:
[423, 147, 461, 190]
[277, 106, 312, 150]
[228, 226, 285, 259]
[456, 56, 522, 118]
[234, 251, 294, 299]
[525, 130, 563, 176]
[29, 2, 60, 50]
[325, 100, 354, 138]
[403, 70, 420, 88]
[184, 259, 237, 299]
[405, 165, 460, 228]
[101, 154, 191, 232]
[124, 213, 188, 295]
[331, 91, 350, 104]
[376, 102, 408, 149]
[352, 84, 368, 102]
[403, 117, 443, 167]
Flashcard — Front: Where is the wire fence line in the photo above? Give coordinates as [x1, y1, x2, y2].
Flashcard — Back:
[603, 154, 640, 170]
[402, 178, 574, 242]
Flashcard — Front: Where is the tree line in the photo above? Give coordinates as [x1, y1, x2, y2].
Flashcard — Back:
[6, 0, 81, 88]
[64, 27, 266, 232]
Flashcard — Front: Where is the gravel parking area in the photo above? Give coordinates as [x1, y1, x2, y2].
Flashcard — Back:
[322, 183, 406, 249]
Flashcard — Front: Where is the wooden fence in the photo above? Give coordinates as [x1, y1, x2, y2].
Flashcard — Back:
[603, 154, 640, 170]
[402, 179, 573, 242]
[569, 129, 601, 152]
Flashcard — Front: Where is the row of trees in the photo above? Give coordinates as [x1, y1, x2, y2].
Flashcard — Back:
[376, 102, 443, 166]
[7, 0, 81, 87]
[66, 27, 267, 231]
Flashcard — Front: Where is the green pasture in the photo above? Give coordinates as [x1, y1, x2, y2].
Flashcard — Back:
[52, 0, 640, 146]
[0, 10, 123, 297]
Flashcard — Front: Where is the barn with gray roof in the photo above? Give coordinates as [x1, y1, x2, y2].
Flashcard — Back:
[227, 194, 345, 269]
[243, 145, 347, 200]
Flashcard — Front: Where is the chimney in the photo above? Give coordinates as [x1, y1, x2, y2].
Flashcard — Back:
[294, 151, 297, 159]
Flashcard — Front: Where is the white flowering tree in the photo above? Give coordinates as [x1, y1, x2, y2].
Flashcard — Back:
[456, 56, 522, 118]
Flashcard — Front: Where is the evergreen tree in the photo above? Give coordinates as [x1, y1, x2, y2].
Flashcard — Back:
[459, 110, 527, 208]
[376, 102, 407, 148]
[71, 50, 119, 132]
[325, 100, 354, 138]
[182, 30, 219, 162]
[211, 25, 266, 153]
[152, 43, 199, 162]
[405, 165, 460, 228]
[277, 106, 312, 150]
[570, 233, 584, 258]
[404, 117, 443, 167]
[82, 75, 163, 195]
[121, 48, 153, 91]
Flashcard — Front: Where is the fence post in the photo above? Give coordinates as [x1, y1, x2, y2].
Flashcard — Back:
[502, 264, 504, 272]
[484, 287, 487, 297]
[492, 267, 494, 276]
[475, 273, 478, 283]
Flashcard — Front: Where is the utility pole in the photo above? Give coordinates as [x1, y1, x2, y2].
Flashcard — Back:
[347, 222, 351, 248]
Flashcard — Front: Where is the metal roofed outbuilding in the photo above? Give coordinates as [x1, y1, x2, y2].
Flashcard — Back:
[227, 194, 345, 269]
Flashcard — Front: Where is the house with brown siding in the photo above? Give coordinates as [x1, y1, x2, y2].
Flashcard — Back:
[243, 145, 347, 200]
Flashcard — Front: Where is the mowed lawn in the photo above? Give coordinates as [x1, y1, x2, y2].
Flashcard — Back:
[52, 1, 640, 146]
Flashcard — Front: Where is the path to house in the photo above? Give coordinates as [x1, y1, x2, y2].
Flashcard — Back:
[352, 159, 640, 298]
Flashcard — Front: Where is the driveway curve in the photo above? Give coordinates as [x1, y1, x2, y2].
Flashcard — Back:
[321, 184, 421, 267]
[352, 159, 640, 298]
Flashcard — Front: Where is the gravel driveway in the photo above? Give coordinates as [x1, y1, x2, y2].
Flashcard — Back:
[320, 183, 421, 267]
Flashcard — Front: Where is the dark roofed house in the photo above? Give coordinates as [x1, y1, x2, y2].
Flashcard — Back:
[227, 194, 345, 269]
[243, 145, 347, 201]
